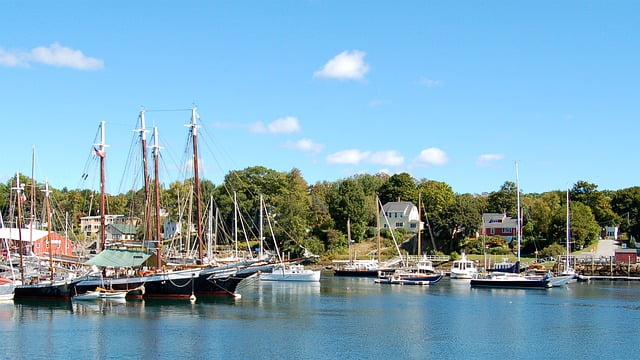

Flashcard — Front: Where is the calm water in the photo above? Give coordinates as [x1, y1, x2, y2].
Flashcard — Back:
[1, 276, 639, 359]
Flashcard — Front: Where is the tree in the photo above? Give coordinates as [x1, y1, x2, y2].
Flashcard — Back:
[563, 201, 599, 250]
[487, 181, 518, 217]
[571, 180, 619, 227]
[417, 179, 455, 215]
[431, 193, 482, 251]
[611, 187, 640, 240]
[328, 178, 369, 242]
[378, 173, 417, 205]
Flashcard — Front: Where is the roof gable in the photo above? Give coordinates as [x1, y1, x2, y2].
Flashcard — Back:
[382, 201, 415, 214]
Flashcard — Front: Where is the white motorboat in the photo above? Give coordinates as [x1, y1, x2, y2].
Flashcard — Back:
[260, 264, 321, 282]
[450, 253, 478, 279]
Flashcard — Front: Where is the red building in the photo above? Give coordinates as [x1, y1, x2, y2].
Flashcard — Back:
[615, 249, 637, 264]
[479, 213, 518, 241]
[0, 228, 75, 257]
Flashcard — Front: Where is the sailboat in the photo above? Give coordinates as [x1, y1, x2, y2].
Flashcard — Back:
[334, 196, 399, 277]
[258, 195, 320, 282]
[545, 187, 577, 287]
[470, 163, 551, 289]
[75, 112, 264, 299]
[14, 177, 83, 299]
[375, 194, 443, 286]
[0, 213, 16, 300]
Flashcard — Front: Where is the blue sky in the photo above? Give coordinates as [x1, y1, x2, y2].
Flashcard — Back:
[1, 1, 639, 195]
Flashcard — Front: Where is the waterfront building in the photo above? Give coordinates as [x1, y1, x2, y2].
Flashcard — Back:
[380, 201, 422, 234]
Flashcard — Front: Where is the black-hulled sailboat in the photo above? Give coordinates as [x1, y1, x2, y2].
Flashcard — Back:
[470, 163, 551, 289]
[74, 109, 262, 299]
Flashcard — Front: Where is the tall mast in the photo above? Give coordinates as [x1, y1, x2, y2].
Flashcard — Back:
[43, 180, 54, 282]
[347, 217, 352, 263]
[186, 107, 204, 262]
[208, 195, 213, 260]
[135, 109, 152, 243]
[94, 121, 108, 252]
[13, 173, 25, 283]
[417, 193, 422, 257]
[30, 146, 35, 246]
[515, 162, 521, 262]
[259, 194, 264, 259]
[151, 126, 163, 268]
[376, 194, 381, 264]
[233, 191, 238, 260]
[566, 185, 571, 270]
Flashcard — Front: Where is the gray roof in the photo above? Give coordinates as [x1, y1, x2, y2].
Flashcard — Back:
[382, 201, 415, 214]
[482, 213, 517, 228]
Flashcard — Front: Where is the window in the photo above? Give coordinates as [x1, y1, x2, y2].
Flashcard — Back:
[396, 222, 403, 227]
[490, 228, 495, 235]
[410, 223, 416, 228]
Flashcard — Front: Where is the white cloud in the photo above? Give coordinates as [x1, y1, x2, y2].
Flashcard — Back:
[416, 147, 448, 166]
[419, 77, 441, 87]
[313, 50, 370, 80]
[368, 99, 387, 107]
[476, 153, 504, 167]
[248, 122, 266, 133]
[284, 138, 325, 154]
[268, 116, 300, 134]
[247, 116, 300, 134]
[369, 150, 404, 166]
[326, 149, 371, 165]
[0, 43, 103, 70]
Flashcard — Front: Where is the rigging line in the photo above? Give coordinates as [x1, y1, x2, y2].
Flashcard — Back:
[199, 126, 239, 181]
[144, 108, 193, 113]
[117, 130, 143, 194]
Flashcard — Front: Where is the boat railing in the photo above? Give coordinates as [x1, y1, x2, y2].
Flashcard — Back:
[405, 255, 450, 263]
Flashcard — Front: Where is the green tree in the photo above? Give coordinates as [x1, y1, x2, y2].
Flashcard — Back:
[431, 193, 482, 251]
[487, 181, 518, 217]
[564, 201, 600, 250]
[611, 187, 640, 240]
[328, 178, 369, 242]
[378, 173, 417, 205]
[571, 180, 619, 227]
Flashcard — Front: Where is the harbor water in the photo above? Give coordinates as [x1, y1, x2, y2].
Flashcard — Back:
[1, 276, 639, 359]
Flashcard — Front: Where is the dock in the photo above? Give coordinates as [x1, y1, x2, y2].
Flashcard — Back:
[578, 275, 640, 282]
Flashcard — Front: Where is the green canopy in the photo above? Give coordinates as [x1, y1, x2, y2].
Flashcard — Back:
[84, 249, 152, 268]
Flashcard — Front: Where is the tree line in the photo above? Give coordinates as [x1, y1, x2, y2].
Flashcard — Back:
[2, 168, 639, 259]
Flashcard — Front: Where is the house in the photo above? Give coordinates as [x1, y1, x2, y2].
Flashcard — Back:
[380, 201, 422, 234]
[105, 223, 138, 244]
[163, 218, 182, 240]
[602, 226, 619, 240]
[80, 215, 139, 240]
[0, 227, 75, 257]
[480, 213, 518, 241]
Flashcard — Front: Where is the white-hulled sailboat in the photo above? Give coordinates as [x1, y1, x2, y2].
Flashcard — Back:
[470, 163, 551, 289]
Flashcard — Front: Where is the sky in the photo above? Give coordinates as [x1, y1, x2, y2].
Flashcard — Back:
[1, 1, 639, 196]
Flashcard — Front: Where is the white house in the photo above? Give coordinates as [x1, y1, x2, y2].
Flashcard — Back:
[380, 201, 422, 234]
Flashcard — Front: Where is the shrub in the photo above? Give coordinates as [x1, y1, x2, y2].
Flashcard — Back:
[540, 243, 566, 258]
[488, 247, 510, 255]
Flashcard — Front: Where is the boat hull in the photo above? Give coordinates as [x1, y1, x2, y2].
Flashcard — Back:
[333, 269, 383, 277]
[470, 277, 550, 289]
[450, 271, 476, 280]
[376, 274, 443, 286]
[73, 263, 263, 299]
[260, 270, 320, 282]
[14, 281, 77, 300]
